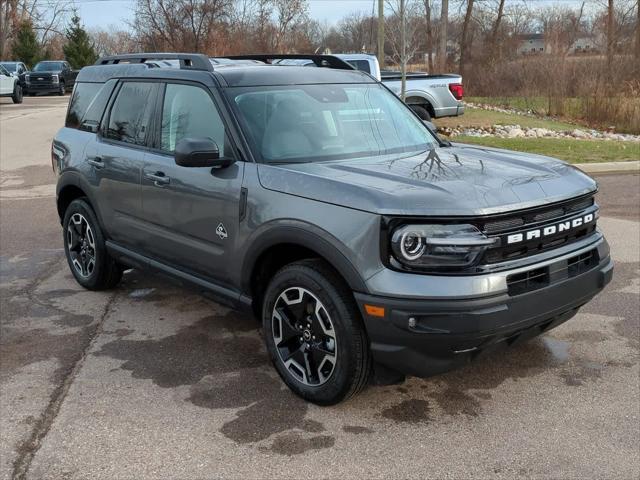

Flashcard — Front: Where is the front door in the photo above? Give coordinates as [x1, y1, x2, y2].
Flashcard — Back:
[139, 82, 244, 287]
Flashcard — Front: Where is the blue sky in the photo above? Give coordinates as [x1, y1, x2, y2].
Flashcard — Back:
[74, 0, 585, 30]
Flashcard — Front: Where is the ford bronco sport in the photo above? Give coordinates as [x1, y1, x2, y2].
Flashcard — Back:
[53, 53, 613, 405]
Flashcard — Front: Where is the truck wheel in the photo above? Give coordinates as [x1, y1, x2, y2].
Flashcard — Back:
[411, 105, 431, 121]
[58, 81, 65, 96]
[262, 259, 371, 405]
[11, 84, 23, 104]
[63, 198, 122, 290]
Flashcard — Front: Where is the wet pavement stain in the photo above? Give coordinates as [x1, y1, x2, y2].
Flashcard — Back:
[582, 262, 640, 347]
[560, 361, 604, 386]
[188, 369, 327, 445]
[564, 330, 610, 343]
[342, 425, 374, 434]
[95, 314, 265, 388]
[381, 399, 431, 423]
[428, 386, 481, 417]
[268, 432, 335, 456]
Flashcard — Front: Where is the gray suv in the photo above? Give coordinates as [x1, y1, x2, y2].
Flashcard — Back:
[53, 53, 613, 405]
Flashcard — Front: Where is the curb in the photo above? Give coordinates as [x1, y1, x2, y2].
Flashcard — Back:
[573, 160, 640, 175]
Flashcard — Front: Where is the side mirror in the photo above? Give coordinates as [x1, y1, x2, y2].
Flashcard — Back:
[174, 138, 234, 168]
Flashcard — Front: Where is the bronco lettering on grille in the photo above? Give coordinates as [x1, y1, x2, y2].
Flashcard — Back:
[505, 212, 596, 245]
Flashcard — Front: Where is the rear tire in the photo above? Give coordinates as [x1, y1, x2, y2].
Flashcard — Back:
[11, 84, 23, 104]
[411, 104, 432, 121]
[63, 198, 122, 290]
[262, 259, 371, 405]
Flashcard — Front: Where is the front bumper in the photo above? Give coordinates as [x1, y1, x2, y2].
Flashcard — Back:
[26, 83, 60, 94]
[355, 236, 613, 377]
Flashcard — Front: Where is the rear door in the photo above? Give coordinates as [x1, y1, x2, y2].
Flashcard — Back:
[139, 81, 245, 286]
[87, 80, 159, 248]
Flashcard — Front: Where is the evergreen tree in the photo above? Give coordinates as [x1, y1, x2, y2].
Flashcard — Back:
[63, 13, 97, 69]
[11, 21, 41, 68]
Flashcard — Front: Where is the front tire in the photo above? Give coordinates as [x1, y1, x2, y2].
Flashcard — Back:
[58, 81, 65, 96]
[63, 198, 122, 290]
[262, 259, 371, 405]
[11, 84, 23, 104]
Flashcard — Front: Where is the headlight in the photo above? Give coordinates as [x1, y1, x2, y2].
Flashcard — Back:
[52, 74, 59, 83]
[389, 224, 497, 271]
[25, 74, 30, 83]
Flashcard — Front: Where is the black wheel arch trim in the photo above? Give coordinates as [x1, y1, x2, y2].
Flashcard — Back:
[240, 223, 369, 295]
[56, 171, 106, 229]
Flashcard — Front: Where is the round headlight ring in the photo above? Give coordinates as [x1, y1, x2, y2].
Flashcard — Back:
[400, 231, 426, 261]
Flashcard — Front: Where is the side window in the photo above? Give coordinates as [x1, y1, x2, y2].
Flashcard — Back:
[105, 82, 156, 146]
[66, 82, 102, 129]
[160, 83, 230, 157]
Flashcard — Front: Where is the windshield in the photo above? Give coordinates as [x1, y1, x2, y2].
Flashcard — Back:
[228, 83, 437, 164]
[33, 62, 63, 72]
[1, 62, 17, 72]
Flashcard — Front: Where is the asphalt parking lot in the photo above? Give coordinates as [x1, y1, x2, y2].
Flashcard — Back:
[1, 95, 639, 479]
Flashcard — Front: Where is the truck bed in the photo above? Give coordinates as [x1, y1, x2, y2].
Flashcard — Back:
[380, 71, 461, 81]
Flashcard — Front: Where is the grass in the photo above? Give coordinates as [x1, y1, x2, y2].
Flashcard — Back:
[435, 108, 579, 131]
[465, 96, 640, 134]
[452, 136, 640, 164]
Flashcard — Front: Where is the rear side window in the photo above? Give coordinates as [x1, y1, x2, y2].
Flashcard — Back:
[105, 82, 156, 146]
[66, 82, 112, 130]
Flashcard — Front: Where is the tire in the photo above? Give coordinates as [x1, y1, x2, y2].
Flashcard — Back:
[11, 84, 23, 104]
[262, 259, 371, 405]
[411, 104, 432, 121]
[58, 81, 65, 96]
[63, 198, 122, 290]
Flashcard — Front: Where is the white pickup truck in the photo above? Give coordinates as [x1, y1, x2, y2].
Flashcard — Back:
[220, 53, 465, 121]
[334, 53, 464, 121]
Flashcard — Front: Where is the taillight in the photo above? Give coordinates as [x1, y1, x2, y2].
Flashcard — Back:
[449, 83, 463, 100]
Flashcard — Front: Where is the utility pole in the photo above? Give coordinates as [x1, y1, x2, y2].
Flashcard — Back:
[438, 0, 448, 71]
[400, 0, 407, 100]
[377, 0, 385, 68]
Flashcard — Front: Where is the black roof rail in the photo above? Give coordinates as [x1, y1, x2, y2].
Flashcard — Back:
[95, 53, 213, 71]
[222, 54, 355, 71]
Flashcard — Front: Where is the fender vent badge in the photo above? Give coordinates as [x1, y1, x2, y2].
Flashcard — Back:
[216, 223, 228, 240]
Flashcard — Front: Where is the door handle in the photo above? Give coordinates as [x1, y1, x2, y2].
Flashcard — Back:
[87, 156, 104, 169]
[145, 171, 170, 186]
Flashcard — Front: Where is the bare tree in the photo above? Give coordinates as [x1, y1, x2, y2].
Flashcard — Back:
[133, 0, 231, 53]
[386, 0, 421, 99]
[438, 0, 448, 70]
[458, 0, 475, 77]
[273, 0, 308, 51]
[487, 0, 506, 62]
[0, 0, 71, 58]
[423, 0, 434, 71]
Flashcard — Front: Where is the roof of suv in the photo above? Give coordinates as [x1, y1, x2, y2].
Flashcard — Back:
[76, 62, 376, 87]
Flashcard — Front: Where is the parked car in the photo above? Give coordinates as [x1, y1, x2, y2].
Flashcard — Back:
[0, 61, 29, 92]
[260, 53, 464, 121]
[53, 53, 612, 405]
[26, 60, 78, 95]
[0, 64, 23, 103]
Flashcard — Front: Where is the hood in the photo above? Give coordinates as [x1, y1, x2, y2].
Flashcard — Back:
[257, 144, 597, 216]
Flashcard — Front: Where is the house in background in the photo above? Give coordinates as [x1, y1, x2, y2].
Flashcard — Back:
[517, 32, 601, 56]
[517, 33, 546, 54]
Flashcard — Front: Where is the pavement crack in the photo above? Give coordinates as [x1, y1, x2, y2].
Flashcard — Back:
[11, 290, 119, 480]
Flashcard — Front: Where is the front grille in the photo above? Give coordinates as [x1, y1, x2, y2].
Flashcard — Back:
[507, 267, 550, 296]
[480, 195, 598, 264]
[506, 248, 599, 296]
[568, 250, 598, 277]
